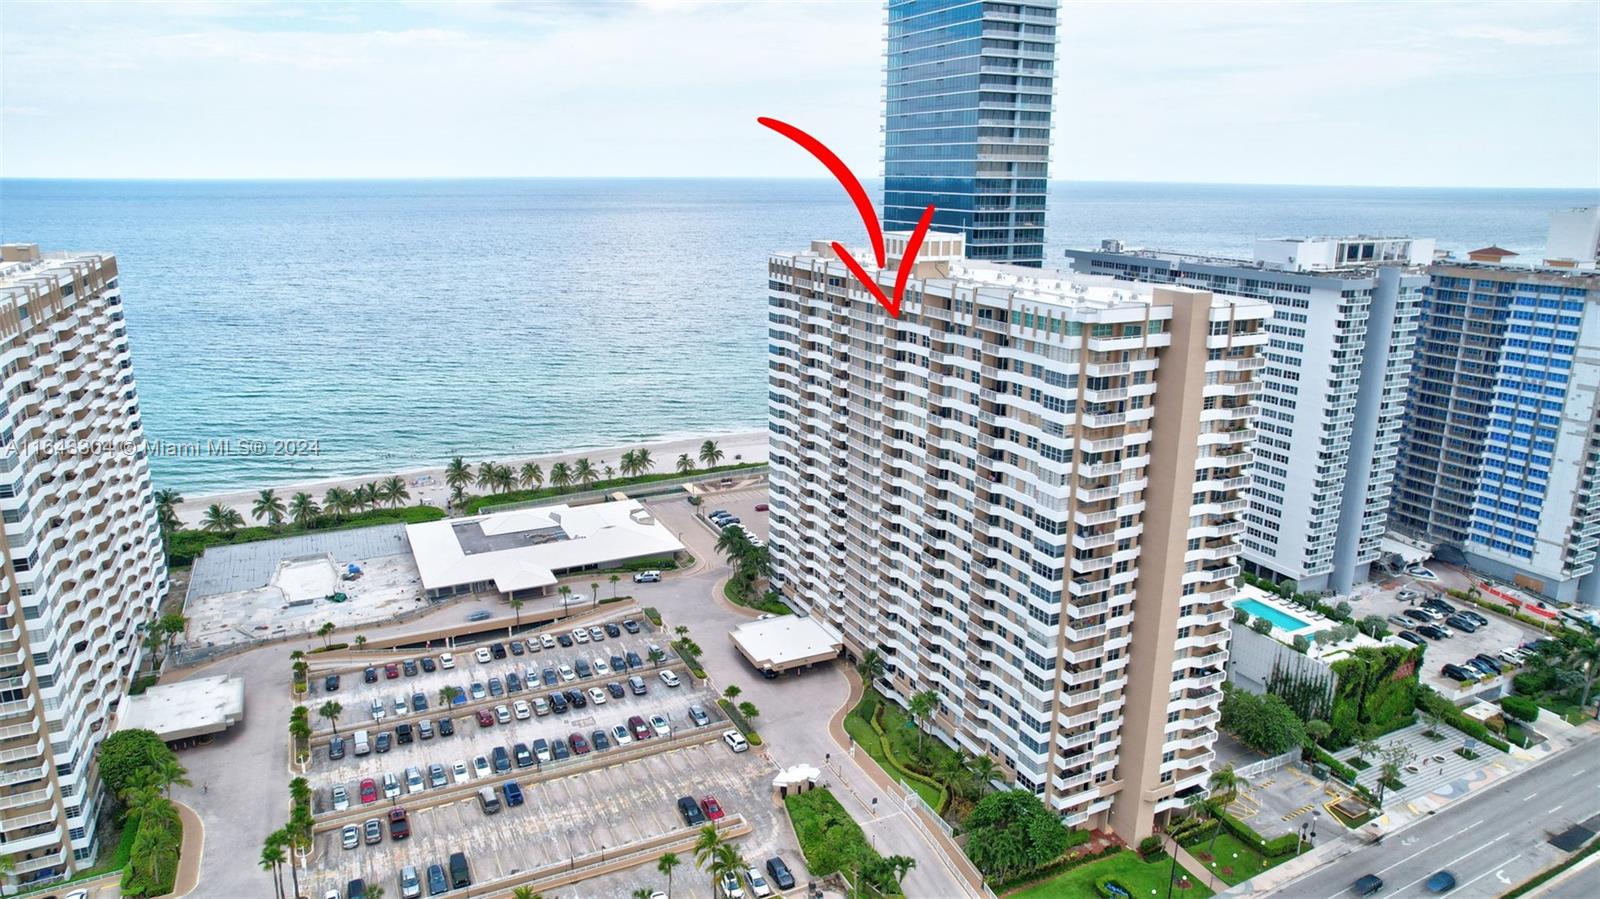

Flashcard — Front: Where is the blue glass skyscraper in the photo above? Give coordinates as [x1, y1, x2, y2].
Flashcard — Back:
[883, 0, 1058, 266]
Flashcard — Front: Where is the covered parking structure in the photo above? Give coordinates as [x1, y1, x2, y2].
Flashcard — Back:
[116, 675, 246, 742]
[729, 615, 843, 674]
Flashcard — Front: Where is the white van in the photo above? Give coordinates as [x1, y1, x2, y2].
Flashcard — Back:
[353, 730, 371, 756]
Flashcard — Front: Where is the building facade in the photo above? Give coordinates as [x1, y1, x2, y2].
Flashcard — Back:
[883, 0, 1058, 266]
[766, 233, 1269, 838]
[1065, 237, 1432, 595]
[0, 245, 168, 887]
[1392, 261, 1600, 605]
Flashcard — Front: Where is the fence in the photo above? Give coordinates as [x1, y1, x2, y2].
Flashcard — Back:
[900, 782, 954, 836]
[1234, 746, 1303, 780]
[479, 464, 769, 513]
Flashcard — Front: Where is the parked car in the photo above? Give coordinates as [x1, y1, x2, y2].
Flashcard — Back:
[503, 781, 525, 807]
[572, 628, 590, 644]
[418, 718, 435, 740]
[629, 715, 651, 740]
[557, 633, 574, 647]
[509, 640, 525, 656]
[1388, 614, 1417, 629]
[452, 760, 470, 784]
[552, 738, 571, 760]
[495, 704, 511, 724]
[1441, 663, 1479, 681]
[550, 691, 569, 714]
[429, 763, 447, 788]
[476, 709, 494, 727]
[470, 682, 486, 700]
[427, 864, 448, 896]
[588, 686, 608, 705]
[467, 610, 492, 622]
[1461, 610, 1489, 627]
[507, 671, 522, 692]
[629, 675, 648, 695]
[1417, 624, 1452, 640]
[623, 619, 641, 634]
[360, 778, 378, 803]
[421, 657, 437, 673]
[592, 729, 611, 751]
[491, 642, 507, 659]
[607, 681, 625, 699]
[701, 796, 725, 820]
[439, 652, 455, 669]
[689, 704, 710, 726]
[384, 663, 401, 679]
[488, 676, 504, 697]
[513, 699, 531, 720]
[649, 713, 671, 737]
[375, 732, 392, 753]
[402, 659, 418, 677]
[1404, 608, 1438, 623]
[534, 695, 551, 716]
[542, 667, 559, 686]
[332, 784, 350, 811]
[492, 746, 511, 773]
[325, 673, 341, 692]
[1445, 614, 1479, 633]
[541, 633, 557, 649]
[559, 664, 576, 682]
[438, 717, 455, 736]
[395, 723, 413, 744]
[588, 628, 605, 644]
[627, 650, 644, 668]
[472, 755, 491, 778]
[405, 766, 424, 793]
[1396, 630, 1427, 647]
[383, 772, 401, 799]
[329, 736, 346, 760]
[746, 866, 773, 898]
[363, 818, 383, 845]
[605, 622, 622, 638]
[514, 742, 533, 767]
[724, 730, 750, 753]
[575, 660, 592, 678]
[593, 658, 610, 676]
[571, 732, 591, 754]
[388, 807, 411, 840]
[677, 795, 707, 826]
[534, 738, 552, 763]
[566, 688, 586, 709]
[766, 857, 796, 890]
[660, 670, 681, 688]
[364, 666, 378, 684]
[449, 852, 472, 889]
[398, 865, 421, 899]
[341, 824, 360, 850]
[719, 871, 745, 899]
[475, 647, 492, 664]
[634, 570, 661, 583]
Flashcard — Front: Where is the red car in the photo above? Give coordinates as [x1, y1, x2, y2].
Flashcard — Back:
[384, 663, 400, 679]
[359, 778, 378, 803]
[388, 808, 410, 840]
[570, 733, 590, 755]
[476, 709, 494, 727]
[700, 796, 725, 821]
[628, 715, 651, 740]
[755, 503, 769, 512]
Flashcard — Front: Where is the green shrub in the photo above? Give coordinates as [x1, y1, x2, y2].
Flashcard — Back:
[99, 730, 177, 797]
[120, 800, 182, 897]
[168, 504, 446, 566]
[1500, 695, 1540, 722]
[1137, 835, 1164, 860]
[1419, 688, 1511, 751]
[464, 462, 765, 514]
[642, 607, 662, 626]
[1513, 670, 1553, 695]
[785, 789, 900, 894]
[987, 844, 1120, 893]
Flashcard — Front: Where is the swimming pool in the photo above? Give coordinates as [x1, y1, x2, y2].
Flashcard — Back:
[1235, 598, 1313, 632]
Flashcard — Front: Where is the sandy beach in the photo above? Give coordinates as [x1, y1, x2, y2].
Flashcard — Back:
[171, 429, 769, 528]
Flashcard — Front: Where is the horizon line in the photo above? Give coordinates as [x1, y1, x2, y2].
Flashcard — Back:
[2, 175, 1597, 193]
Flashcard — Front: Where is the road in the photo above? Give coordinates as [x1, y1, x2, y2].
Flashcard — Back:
[1284, 734, 1600, 898]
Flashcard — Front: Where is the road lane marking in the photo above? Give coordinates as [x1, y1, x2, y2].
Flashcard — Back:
[1551, 805, 1565, 814]
[1454, 855, 1521, 893]
[1390, 833, 1511, 894]
[1377, 820, 1484, 874]
[1522, 792, 1538, 801]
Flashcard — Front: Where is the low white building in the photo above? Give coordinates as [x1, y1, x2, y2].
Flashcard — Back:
[406, 499, 684, 600]
[117, 675, 246, 742]
[729, 615, 844, 674]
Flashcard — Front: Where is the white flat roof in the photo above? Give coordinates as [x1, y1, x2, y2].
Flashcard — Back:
[729, 615, 843, 671]
[405, 499, 684, 594]
[1381, 533, 1435, 565]
[118, 675, 246, 742]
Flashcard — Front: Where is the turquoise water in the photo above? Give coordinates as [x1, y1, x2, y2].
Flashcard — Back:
[1236, 598, 1313, 632]
[2, 178, 1593, 493]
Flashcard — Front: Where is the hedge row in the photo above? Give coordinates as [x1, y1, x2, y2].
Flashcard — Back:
[989, 844, 1122, 893]
[1500, 695, 1540, 723]
[1419, 688, 1511, 751]
[463, 462, 766, 514]
[168, 504, 446, 566]
[1220, 810, 1299, 858]
[866, 699, 949, 813]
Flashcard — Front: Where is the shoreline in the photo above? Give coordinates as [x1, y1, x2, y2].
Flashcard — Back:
[170, 428, 768, 528]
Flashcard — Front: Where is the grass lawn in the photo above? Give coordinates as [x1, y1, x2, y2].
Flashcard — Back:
[1013, 850, 1213, 899]
[784, 789, 900, 895]
[1185, 832, 1287, 886]
[844, 689, 948, 810]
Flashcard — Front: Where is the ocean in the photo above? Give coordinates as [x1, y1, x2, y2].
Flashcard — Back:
[2, 178, 1594, 493]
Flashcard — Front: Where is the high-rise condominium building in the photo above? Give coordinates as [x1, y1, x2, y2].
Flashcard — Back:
[1392, 260, 1600, 605]
[1065, 237, 1433, 594]
[0, 245, 167, 887]
[767, 233, 1269, 838]
[883, 0, 1058, 266]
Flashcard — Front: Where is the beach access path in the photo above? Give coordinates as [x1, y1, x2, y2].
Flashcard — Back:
[171, 428, 768, 528]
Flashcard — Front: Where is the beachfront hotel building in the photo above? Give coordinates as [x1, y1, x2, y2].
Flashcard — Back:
[765, 232, 1270, 839]
[1392, 257, 1600, 606]
[0, 245, 168, 887]
[883, 0, 1058, 266]
[1065, 237, 1433, 595]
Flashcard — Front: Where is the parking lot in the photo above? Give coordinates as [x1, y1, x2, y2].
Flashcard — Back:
[307, 723, 789, 898]
[1350, 578, 1541, 693]
[698, 488, 770, 541]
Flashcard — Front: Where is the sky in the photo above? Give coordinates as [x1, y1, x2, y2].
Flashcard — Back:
[2, 0, 1597, 187]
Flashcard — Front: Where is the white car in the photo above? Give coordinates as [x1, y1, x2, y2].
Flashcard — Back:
[525, 638, 541, 653]
[746, 866, 772, 898]
[559, 664, 576, 682]
[495, 704, 511, 724]
[452, 760, 470, 784]
[649, 713, 671, 737]
[588, 626, 606, 642]
[612, 724, 634, 746]
[472, 755, 491, 779]
[540, 633, 556, 649]
[659, 669, 681, 688]
[573, 628, 590, 644]
[382, 772, 401, 799]
[371, 700, 387, 722]
[513, 699, 531, 720]
[1408, 566, 1439, 581]
[593, 658, 610, 676]
[331, 784, 350, 811]
[439, 652, 455, 669]
[475, 646, 493, 664]
[719, 871, 744, 899]
[723, 730, 749, 753]
[633, 570, 661, 583]
[587, 686, 607, 705]
[405, 766, 425, 794]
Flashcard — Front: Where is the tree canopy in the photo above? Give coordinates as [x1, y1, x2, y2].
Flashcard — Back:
[962, 789, 1073, 881]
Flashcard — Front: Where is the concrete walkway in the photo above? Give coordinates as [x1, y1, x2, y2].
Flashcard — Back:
[1162, 834, 1229, 893]
[167, 800, 204, 898]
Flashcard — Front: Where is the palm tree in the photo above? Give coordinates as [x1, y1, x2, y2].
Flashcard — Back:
[365, 885, 385, 899]
[319, 700, 343, 734]
[1206, 763, 1249, 851]
[154, 488, 184, 538]
[857, 648, 887, 685]
[513, 889, 544, 899]
[381, 475, 410, 507]
[886, 854, 917, 886]
[201, 503, 244, 535]
[738, 701, 759, 723]
[289, 492, 320, 529]
[476, 462, 498, 494]
[318, 621, 336, 647]
[550, 462, 573, 492]
[492, 463, 515, 493]
[354, 634, 367, 650]
[909, 689, 939, 751]
[260, 832, 287, 899]
[609, 573, 621, 599]
[658, 851, 682, 898]
[509, 597, 525, 629]
[323, 486, 353, 521]
[699, 440, 724, 468]
[154, 755, 191, 798]
[574, 457, 599, 487]
[519, 462, 544, 490]
[677, 453, 696, 474]
[590, 581, 600, 607]
[693, 825, 724, 895]
[558, 584, 573, 613]
[724, 684, 742, 702]
[634, 448, 655, 474]
[439, 685, 462, 707]
[966, 752, 1001, 794]
[1185, 792, 1222, 853]
[631, 890, 653, 899]
[445, 456, 473, 495]
[620, 450, 640, 477]
[711, 843, 745, 894]
[252, 489, 287, 530]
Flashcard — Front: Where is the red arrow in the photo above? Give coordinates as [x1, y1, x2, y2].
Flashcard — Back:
[757, 116, 937, 319]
